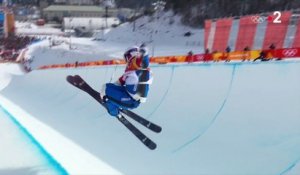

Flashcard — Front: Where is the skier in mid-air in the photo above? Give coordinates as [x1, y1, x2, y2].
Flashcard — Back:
[66, 44, 160, 149]
[100, 44, 153, 117]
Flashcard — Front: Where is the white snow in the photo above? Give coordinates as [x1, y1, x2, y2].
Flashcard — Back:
[16, 22, 64, 36]
[0, 63, 26, 91]
[22, 11, 203, 70]
[1, 60, 300, 174]
[0, 95, 121, 175]
[0, 108, 58, 175]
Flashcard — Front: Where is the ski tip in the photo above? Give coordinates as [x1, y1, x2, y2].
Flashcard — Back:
[144, 138, 157, 150]
[156, 127, 162, 133]
[73, 75, 84, 82]
[74, 75, 82, 79]
[66, 75, 74, 82]
[148, 143, 157, 150]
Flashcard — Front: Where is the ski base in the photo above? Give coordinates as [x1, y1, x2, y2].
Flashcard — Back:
[120, 109, 161, 133]
[118, 115, 156, 150]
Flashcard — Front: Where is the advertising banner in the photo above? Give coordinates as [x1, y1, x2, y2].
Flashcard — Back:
[274, 48, 300, 58]
[6, 13, 15, 35]
[235, 16, 258, 51]
[212, 18, 233, 52]
[263, 11, 292, 49]
[292, 18, 300, 48]
[0, 12, 4, 36]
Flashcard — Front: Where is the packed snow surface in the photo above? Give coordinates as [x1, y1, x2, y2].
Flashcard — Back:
[0, 60, 300, 174]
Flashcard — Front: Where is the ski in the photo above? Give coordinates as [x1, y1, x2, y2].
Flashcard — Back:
[66, 75, 104, 104]
[67, 75, 162, 133]
[120, 109, 162, 133]
[117, 114, 156, 150]
[66, 75, 158, 150]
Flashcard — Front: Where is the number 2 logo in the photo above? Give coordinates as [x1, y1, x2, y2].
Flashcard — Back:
[273, 11, 281, 23]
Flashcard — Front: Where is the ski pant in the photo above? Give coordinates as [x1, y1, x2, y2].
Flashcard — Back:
[104, 83, 140, 116]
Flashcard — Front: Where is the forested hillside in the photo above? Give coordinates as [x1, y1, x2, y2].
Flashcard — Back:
[11, 0, 300, 27]
[164, 0, 300, 27]
[116, 0, 300, 27]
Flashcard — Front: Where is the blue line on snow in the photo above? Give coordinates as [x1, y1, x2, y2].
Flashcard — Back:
[147, 67, 175, 119]
[279, 157, 300, 175]
[0, 105, 69, 175]
[172, 64, 237, 153]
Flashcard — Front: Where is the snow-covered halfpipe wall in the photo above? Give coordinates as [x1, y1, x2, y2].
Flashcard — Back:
[1, 61, 300, 174]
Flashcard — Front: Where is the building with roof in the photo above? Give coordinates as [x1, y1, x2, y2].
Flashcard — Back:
[63, 17, 120, 30]
[42, 5, 133, 22]
[54, 0, 95, 5]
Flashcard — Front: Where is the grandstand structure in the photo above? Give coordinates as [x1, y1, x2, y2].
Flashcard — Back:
[204, 10, 300, 52]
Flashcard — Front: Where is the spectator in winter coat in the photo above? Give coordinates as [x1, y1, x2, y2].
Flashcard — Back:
[242, 46, 250, 62]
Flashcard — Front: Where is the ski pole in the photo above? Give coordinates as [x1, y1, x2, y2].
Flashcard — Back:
[109, 60, 120, 83]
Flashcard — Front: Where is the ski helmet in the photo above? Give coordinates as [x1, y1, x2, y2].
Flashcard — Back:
[124, 46, 139, 62]
[139, 43, 148, 56]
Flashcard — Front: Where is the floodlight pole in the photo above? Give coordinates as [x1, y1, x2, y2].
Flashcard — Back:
[105, 6, 108, 28]
[151, 1, 166, 57]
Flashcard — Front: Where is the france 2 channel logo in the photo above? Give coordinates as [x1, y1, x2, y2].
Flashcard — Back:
[251, 11, 282, 24]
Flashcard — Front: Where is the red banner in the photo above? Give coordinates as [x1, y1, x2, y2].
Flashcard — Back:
[185, 54, 212, 62]
[212, 18, 233, 52]
[272, 48, 300, 58]
[263, 11, 291, 49]
[235, 16, 258, 51]
[38, 47, 300, 70]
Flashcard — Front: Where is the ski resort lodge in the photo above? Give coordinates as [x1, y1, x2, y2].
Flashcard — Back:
[42, 5, 134, 22]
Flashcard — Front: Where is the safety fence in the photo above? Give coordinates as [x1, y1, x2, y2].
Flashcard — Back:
[38, 47, 300, 70]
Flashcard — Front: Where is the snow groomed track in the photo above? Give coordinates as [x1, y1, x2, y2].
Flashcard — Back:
[1, 60, 300, 174]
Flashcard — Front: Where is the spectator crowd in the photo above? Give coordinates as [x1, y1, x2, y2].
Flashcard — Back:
[0, 35, 37, 62]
